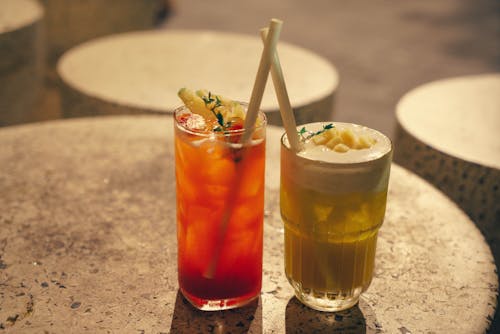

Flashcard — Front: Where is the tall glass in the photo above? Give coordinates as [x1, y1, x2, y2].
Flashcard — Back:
[281, 122, 392, 312]
[174, 105, 266, 311]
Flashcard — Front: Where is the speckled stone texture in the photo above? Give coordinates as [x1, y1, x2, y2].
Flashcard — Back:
[394, 76, 500, 321]
[56, 30, 338, 126]
[0, 116, 497, 333]
[0, 0, 44, 127]
[395, 126, 500, 242]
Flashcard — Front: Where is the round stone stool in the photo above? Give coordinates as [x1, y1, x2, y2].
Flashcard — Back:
[0, 0, 44, 126]
[57, 30, 339, 126]
[33, 0, 167, 123]
[40, 0, 166, 68]
[394, 73, 500, 250]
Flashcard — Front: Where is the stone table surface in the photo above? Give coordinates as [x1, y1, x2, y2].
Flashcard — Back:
[0, 116, 497, 333]
[56, 30, 339, 125]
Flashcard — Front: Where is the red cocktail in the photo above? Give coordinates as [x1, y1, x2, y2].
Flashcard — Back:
[174, 94, 266, 310]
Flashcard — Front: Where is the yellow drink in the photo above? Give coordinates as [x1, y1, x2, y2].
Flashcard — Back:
[281, 122, 392, 311]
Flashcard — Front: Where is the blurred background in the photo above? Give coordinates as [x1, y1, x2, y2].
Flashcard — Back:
[1, 0, 498, 138]
[163, 0, 500, 139]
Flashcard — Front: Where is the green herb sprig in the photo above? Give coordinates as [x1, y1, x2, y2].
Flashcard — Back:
[298, 123, 334, 141]
[202, 92, 225, 127]
[201, 91, 241, 133]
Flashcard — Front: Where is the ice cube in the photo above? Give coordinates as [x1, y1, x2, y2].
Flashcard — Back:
[186, 113, 206, 130]
[314, 204, 333, 222]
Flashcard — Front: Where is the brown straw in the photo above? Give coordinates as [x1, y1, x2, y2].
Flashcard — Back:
[203, 19, 283, 279]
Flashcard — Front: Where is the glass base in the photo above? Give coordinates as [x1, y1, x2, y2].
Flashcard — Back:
[180, 288, 259, 311]
[289, 278, 362, 312]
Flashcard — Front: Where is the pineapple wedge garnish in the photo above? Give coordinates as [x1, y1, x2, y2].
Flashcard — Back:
[178, 88, 216, 122]
[178, 88, 250, 129]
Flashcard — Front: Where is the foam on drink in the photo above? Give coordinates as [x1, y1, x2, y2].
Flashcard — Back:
[282, 122, 392, 195]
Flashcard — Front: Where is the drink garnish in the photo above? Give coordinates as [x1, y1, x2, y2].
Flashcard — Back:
[201, 91, 225, 127]
[298, 123, 377, 153]
[178, 88, 250, 132]
[298, 123, 334, 141]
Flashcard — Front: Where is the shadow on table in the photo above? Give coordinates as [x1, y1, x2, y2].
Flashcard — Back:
[285, 296, 380, 334]
[169, 290, 262, 333]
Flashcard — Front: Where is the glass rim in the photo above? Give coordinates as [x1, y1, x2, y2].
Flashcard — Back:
[174, 102, 267, 138]
[281, 122, 393, 168]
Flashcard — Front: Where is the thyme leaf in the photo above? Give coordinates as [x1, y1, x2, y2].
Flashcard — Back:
[201, 92, 214, 105]
[215, 112, 224, 127]
[298, 123, 334, 140]
[202, 91, 226, 127]
[313, 123, 334, 136]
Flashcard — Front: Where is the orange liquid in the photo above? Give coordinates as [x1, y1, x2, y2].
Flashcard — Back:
[174, 123, 265, 309]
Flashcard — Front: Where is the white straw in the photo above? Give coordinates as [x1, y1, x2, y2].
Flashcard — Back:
[203, 19, 283, 279]
[260, 28, 302, 152]
[241, 18, 283, 144]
